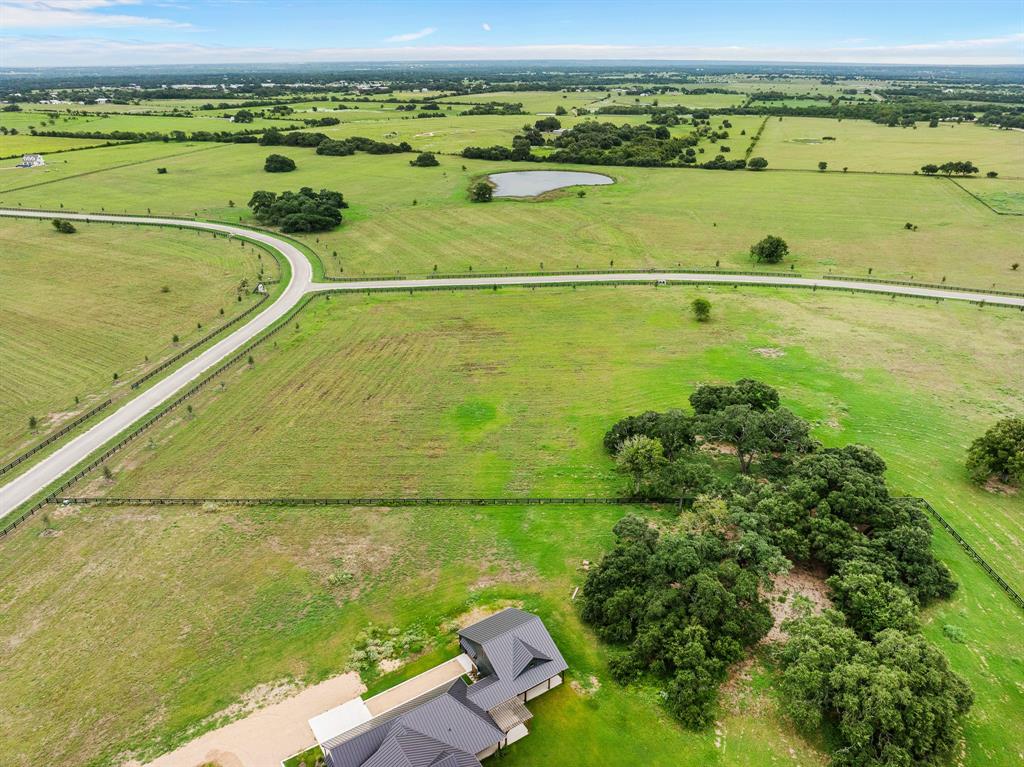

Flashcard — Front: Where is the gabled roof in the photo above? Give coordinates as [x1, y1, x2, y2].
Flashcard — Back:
[323, 679, 500, 767]
[458, 609, 568, 711]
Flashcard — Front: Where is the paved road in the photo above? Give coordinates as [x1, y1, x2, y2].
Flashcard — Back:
[0, 210, 313, 517]
[2, 208, 1022, 518]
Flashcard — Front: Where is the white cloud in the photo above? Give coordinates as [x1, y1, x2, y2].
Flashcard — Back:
[2, 33, 1022, 67]
[482, 23, 491, 32]
[385, 27, 436, 43]
[2, 0, 192, 29]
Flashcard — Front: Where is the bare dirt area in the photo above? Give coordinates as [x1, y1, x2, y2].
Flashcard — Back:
[762, 565, 832, 643]
[132, 673, 364, 767]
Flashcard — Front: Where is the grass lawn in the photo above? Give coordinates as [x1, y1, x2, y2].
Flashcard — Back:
[1, 143, 1020, 287]
[80, 287, 1024, 595]
[757, 116, 1024, 177]
[0, 140, 228, 196]
[0, 216, 265, 462]
[0, 135, 125, 159]
[0, 495, 1019, 767]
[435, 90, 605, 114]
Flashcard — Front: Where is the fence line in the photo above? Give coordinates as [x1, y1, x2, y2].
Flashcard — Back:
[0, 291, 324, 538]
[321, 267, 805, 282]
[917, 498, 1024, 611]
[129, 292, 270, 390]
[56, 496, 630, 507]
[0, 399, 113, 477]
[946, 177, 1024, 217]
[821, 274, 1024, 298]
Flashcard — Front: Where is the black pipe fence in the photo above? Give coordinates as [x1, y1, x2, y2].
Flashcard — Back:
[821, 274, 1024, 299]
[129, 292, 269, 390]
[321, 267, 805, 282]
[56, 496, 630, 507]
[0, 399, 112, 477]
[917, 498, 1024, 611]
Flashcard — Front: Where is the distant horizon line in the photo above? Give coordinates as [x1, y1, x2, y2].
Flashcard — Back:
[3, 58, 1024, 72]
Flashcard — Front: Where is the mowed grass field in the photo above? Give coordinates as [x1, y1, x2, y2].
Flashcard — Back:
[757, 116, 1024, 176]
[1, 141, 1021, 287]
[80, 287, 1024, 594]
[0, 217, 265, 462]
[0, 135, 124, 159]
[0, 289, 1020, 767]
[0, 502, 840, 767]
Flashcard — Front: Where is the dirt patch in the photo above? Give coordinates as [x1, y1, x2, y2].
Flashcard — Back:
[761, 565, 832, 643]
[201, 679, 302, 727]
[378, 657, 405, 674]
[983, 476, 1019, 495]
[570, 675, 601, 698]
[752, 347, 785, 358]
[441, 600, 524, 634]
[133, 672, 364, 767]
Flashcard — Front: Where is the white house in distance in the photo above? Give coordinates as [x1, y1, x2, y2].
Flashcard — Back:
[17, 154, 45, 168]
[309, 608, 567, 767]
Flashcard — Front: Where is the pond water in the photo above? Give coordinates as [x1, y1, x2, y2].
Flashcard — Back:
[488, 170, 614, 197]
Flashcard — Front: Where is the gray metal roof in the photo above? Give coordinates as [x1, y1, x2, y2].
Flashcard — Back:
[324, 609, 567, 767]
[323, 679, 500, 767]
[458, 609, 568, 711]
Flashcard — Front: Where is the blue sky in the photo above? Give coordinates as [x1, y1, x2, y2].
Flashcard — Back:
[2, 0, 1022, 68]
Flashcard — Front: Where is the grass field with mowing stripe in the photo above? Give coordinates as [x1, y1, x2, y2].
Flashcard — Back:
[0, 216, 265, 462]
[80, 287, 1024, 594]
[0, 495, 1018, 766]
[757, 116, 1024, 176]
[1, 143, 1020, 287]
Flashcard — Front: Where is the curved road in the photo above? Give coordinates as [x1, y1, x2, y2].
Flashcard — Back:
[2, 208, 1022, 518]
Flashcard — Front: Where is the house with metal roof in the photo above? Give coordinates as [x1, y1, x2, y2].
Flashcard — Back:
[316, 608, 567, 767]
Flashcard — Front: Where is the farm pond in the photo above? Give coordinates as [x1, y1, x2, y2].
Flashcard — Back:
[488, 170, 614, 197]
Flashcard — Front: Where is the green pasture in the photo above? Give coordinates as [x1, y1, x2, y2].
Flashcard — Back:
[0, 134, 123, 159]
[1, 287, 1020, 767]
[82, 287, 1024, 593]
[600, 91, 748, 109]
[436, 90, 604, 113]
[0, 140, 228, 195]
[757, 116, 1024, 176]
[0, 216, 264, 462]
[1, 142, 1020, 287]
[1, 495, 1017, 767]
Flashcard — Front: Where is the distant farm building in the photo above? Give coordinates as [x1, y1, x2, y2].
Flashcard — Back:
[17, 154, 45, 168]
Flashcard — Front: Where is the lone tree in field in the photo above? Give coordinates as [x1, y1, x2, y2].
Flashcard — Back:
[747, 156, 768, 171]
[470, 181, 493, 203]
[409, 152, 439, 167]
[692, 297, 712, 322]
[818, 161, 828, 171]
[264, 154, 296, 173]
[750, 234, 789, 264]
[966, 417, 1024, 486]
[51, 218, 76, 234]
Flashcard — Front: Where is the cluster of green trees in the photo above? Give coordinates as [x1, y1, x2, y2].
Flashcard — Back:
[258, 128, 413, 156]
[920, 160, 980, 176]
[316, 136, 413, 156]
[581, 513, 778, 728]
[409, 152, 439, 167]
[966, 416, 1023, 486]
[461, 121, 754, 170]
[584, 379, 970, 766]
[459, 102, 527, 115]
[247, 187, 347, 232]
[51, 218, 76, 234]
[28, 127, 262, 143]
